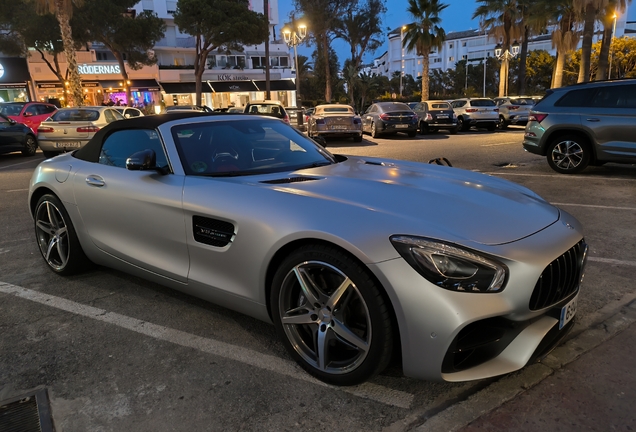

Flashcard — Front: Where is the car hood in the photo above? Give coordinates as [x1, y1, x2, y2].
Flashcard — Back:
[261, 156, 559, 246]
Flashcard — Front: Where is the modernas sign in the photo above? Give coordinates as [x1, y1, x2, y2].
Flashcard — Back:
[78, 64, 121, 75]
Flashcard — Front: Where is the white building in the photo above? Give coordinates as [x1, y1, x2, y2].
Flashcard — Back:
[371, 10, 632, 82]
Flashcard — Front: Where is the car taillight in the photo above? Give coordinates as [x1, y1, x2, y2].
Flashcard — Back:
[529, 113, 548, 123]
[38, 127, 54, 133]
[425, 113, 433, 121]
[379, 113, 390, 120]
[283, 115, 290, 124]
[465, 108, 478, 113]
[509, 105, 520, 110]
[77, 126, 100, 133]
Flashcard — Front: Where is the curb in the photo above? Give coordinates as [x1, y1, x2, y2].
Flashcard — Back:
[414, 300, 636, 431]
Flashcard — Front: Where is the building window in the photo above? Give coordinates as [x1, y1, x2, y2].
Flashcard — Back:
[166, 0, 176, 13]
[449, 43, 453, 49]
[142, 0, 153, 10]
[462, 42, 467, 47]
[449, 56, 454, 62]
[209, 55, 246, 69]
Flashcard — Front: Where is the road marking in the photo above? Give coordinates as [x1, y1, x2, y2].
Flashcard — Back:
[552, 202, 636, 211]
[480, 141, 520, 147]
[0, 282, 413, 409]
[588, 257, 636, 267]
[5, 188, 29, 192]
[486, 172, 636, 181]
[0, 159, 42, 170]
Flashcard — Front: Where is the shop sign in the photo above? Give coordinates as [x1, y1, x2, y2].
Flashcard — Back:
[78, 64, 121, 75]
[217, 74, 250, 81]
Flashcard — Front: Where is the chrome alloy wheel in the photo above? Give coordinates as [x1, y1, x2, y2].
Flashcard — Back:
[35, 200, 70, 271]
[278, 261, 372, 375]
[551, 140, 584, 170]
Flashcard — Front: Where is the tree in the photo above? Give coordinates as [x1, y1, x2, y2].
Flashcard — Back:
[73, 0, 166, 104]
[509, 49, 554, 95]
[357, 72, 382, 111]
[310, 43, 340, 103]
[174, 0, 268, 105]
[403, 0, 448, 101]
[342, 60, 359, 107]
[573, 0, 608, 83]
[294, 0, 357, 102]
[333, 0, 386, 72]
[32, 0, 85, 106]
[595, 0, 629, 80]
[473, 0, 525, 97]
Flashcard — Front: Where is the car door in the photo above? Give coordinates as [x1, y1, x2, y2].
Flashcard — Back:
[73, 128, 189, 282]
[0, 115, 23, 147]
[583, 84, 636, 161]
[21, 104, 41, 132]
[362, 105, 377, 131]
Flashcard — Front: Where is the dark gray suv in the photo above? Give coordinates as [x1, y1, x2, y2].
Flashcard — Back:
[523, 79, 636, 174]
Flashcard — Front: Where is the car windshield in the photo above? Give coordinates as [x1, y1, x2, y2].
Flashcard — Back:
[0, 103, 25, 116]
[509, 98, 535, 105]
[379, 102, 411, 111]
[469, 99, 496, 107]
[407, 102, 418, 109]
[51, 109, 100, 121]
[321, 107, 353, 113]
[172, 118, 335, 176]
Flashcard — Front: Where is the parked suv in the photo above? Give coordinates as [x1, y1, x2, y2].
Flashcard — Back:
[450, 98, 499, 131]
[523, 79, 636, 174]
[493, 96, 535, 129]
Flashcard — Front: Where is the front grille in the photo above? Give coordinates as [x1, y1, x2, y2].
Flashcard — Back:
[529, 239, 587, 311]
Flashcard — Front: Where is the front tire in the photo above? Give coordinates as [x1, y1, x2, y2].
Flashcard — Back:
[371, 122, 379, 138]
[271, 244, 394, 386]
[34, 194, 91, 275]
[22, 135, 37, 156]
[547, 135, 591, 174]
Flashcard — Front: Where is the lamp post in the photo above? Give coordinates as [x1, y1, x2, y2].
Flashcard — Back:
[609, 13, 618, 79]
[400, 25, 406, 97]
[282, 20, 307, 107]
[494, 41, 520, 97]
[483, 31, 487, 97]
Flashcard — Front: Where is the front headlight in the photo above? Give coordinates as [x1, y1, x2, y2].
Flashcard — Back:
[390, 236, 508, 293]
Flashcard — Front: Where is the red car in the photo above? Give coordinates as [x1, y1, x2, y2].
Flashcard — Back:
[0, 102, 57, 133]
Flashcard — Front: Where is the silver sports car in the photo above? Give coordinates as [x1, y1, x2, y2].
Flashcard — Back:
[29, 112, 587, 386]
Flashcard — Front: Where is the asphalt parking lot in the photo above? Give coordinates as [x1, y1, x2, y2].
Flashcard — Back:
[1, 127, 635, 431]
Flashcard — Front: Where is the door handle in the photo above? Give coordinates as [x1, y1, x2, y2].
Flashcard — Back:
[586, 118, 600, 122]
[86, 175, 105, 187]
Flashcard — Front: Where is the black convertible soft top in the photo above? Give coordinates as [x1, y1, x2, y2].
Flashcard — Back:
[74, 112, 222, 162]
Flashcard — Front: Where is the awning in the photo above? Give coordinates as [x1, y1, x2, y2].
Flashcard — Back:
[99, 79, 160, 92]
[36, 81, 99, 89]
[159, 82, 213, 94]
[0, 57, 31, 85]
[253, 79, 296, 91]
[208, 80, 259, 92]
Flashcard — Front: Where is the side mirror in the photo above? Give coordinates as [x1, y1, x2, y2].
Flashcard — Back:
[126, 149, 157, 171]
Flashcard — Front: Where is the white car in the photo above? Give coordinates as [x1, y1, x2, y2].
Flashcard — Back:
[451, 98, 499, 132]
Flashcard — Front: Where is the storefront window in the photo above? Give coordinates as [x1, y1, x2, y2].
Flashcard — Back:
[208, 55, 246, 70]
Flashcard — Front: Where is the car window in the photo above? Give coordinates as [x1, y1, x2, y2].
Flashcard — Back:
[379, 102, 411, 111]
[555, 88, 597, 107]
[104, 110, 117, 123]
[322, 107, 353, 113]
[469, 99, 496, 107]
[52, 109, 100, 121]
[430, 103, 450, 109]
[589, 85, 636, 108]
[25, 105, 39, 116]
[99, 129, 168, 169]
[127, 108, 142, 117]
[0, 104, 25, 116]
[172, 119, 333, 176]
[453, 101, 466, 108]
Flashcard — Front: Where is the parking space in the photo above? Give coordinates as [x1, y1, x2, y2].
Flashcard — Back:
[1, 132, 635, 430]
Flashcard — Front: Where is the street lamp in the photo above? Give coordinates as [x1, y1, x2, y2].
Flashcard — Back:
[400, 25, 406, 97]
[494, 41, 520, 97]
[609, 13, 618, 79]
[282, 20, 307, 107]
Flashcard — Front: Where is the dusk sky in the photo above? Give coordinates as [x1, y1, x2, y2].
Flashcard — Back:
[278, 0, 636, 65]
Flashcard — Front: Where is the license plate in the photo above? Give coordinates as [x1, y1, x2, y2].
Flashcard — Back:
[56, 142, 82, 148]
[394, 124, 409, 128]
[559, 295, 578, 329]
[437, 115, 448, 119]
[330, 125, 348, 130]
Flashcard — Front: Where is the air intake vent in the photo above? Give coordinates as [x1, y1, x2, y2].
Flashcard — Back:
[193, 216, 235, 247]
[529, 239, 587, 311]
[261, 176, 320, 184]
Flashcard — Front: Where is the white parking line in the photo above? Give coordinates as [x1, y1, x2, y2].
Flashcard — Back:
[0, 282, 413, 409]
[588, 257, 636, 267]
[5, 188, 29, 192]
[480, 141, 521, 147]
[0, 159, 42, 170]
[552, 202, 636, 211]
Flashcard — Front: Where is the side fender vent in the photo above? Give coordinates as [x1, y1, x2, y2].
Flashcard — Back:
[193, 216, 235, 247]
[261, 176, 320, 184]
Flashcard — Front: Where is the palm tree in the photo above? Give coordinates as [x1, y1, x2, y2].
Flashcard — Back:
[595, 0, 629, 80]
[342, 62, 360, 108]
[403, 0, 448, 101]
[546, 0, 580, 87]
[33, 0, 84, 107]
[473, 0, 524, 97]
[357, 72, 381, 111]
[573, 0, 609, 82]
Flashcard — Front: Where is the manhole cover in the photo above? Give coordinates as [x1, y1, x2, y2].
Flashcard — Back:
[0, 389, 54, 432]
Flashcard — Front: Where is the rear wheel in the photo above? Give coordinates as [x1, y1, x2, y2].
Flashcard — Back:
[34, 194, 91, 275]
[22, 135, 38, 156]
[457, 117, 469, 132]
[371, 122, 378, 138]
[271, 244, 394, 386]
[547, 135, 591, 174]
[497, 116, 508, 130]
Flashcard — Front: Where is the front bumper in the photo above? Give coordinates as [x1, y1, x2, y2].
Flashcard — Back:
[368, 211, 584, 382]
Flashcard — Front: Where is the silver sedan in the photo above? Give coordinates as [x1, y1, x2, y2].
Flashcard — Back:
[37, 106, 124, 158]
[28, 113, 587, 386]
